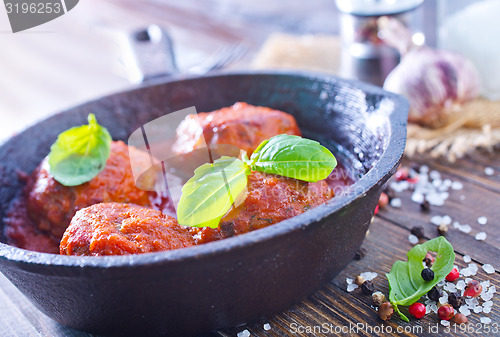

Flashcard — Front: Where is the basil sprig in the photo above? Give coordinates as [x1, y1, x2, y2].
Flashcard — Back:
[177, 134, 337, 228]
[250, 134, 337, 183]
[48, 113, 112, 186]
[177, 157, 250, 228]
[387, 236, 455, 322]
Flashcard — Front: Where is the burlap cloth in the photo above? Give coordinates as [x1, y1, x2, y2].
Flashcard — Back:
[252, 33, 500, 162]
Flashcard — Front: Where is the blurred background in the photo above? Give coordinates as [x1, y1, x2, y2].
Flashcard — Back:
[1, 0, 499, 162]
[0, 0, 437, 139]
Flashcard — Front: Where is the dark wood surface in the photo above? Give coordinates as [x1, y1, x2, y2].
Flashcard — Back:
[1, 1, 498, 336]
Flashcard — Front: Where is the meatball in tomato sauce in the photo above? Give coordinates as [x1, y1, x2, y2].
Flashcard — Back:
[26, 141, 154, 240]
[60, 203, 194, 256]
[190, 171, 334, 244]
[173, 102, 301, 155]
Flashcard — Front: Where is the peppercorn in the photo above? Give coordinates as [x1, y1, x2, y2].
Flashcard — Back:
[379, 302, 394, 321]
[427, 287, 442, 302]
[453, 313, 468, 324]
[463, 280, 482, 297]
[378, 192, 389, 209]
[420, 199, 431, 212]
[449, 292, 463, 310]
[437, 304, 455, 321]
[372, 292, 386, 307]
[408, 302, 426, 319]
[421, 268, 434, 281]
[354, 247, 367, 260]
[395, 167, 409, 181]
[423, 252, 434, 268]
[438, 224, 448, 236]
[446, 268, 459, 282]
[361, 280, 375, 295]
[411, 226, 425, 239]
[354, 275, 365, 286]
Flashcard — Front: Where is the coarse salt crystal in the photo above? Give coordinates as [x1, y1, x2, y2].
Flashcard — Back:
[481, 292, 493, 301]
[237, 329, 251, 337]
[453, 221, 461, 229]
[346, 278, 353, 285]
[430, 170, 441, 180]
[460, 268, 472, 277]
[465, 298, 479, 307]
[431, 215, 442, 225]
[488, 285, 496, 294]
[456, 280, 466, 290]
[463, 255, 471, 263]
[429, 303, 438, 313]
[459, 224, 472, 233]
[440, 320, 450, 327]
[469, 263, 478, 272]
[420, 165, 429, 174]
[438, 280, 446, 287]
[482, 264, 495, 274]
[451, 181, 464, 190]
[459, 305, 471, 316]
[483, 306, 492, 314]
[480, 280, 491, 289]
[480, 317, 492, 324]
[390, 198, 402, 208]
[483, 300, 493, 307]
[432, 179, 442, 188]
[411, 193, 424, 203]
[475, 232, 487, 241]
[477, 216, 488, 225]
[360, 272, 378, 281]
[439, 296, 448, 304]
[442, 215, 452, 225]
[408, 234, 419, 245]
[473, 306, 483, 313]
[347, 284, 358, 292]
[444, 283, 456, 293]
[263, 323, 271, 331]
[484, 167, 494, 176]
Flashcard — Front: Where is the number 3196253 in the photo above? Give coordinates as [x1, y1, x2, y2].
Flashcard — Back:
[5, 2, 62, 14]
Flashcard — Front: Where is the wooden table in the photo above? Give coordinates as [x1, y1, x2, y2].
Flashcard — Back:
[1, 1, 498, 336]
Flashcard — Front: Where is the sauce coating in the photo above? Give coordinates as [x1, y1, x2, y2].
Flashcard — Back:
[26, 141, 154, 240]
[190, 171, 335, 244]
[60, 203, 194, 256]
[173, 102, 301, 155]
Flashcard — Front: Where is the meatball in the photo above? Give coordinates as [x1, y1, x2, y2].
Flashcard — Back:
[190, 171, 334, 244]
[60, 203, 194, 256]
[26, 141, 153, 240]
[173, 102, 301, 155]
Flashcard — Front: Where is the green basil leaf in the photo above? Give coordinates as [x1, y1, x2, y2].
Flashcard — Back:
[250, 134, 337, 182]
[177, 156, 250, 228]
[48, 114, 112, 186]
[387, 236, 455, 321]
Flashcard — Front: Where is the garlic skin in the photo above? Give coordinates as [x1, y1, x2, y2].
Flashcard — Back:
[383, 47, 480, 128]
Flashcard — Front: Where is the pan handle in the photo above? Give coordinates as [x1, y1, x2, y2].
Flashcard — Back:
[122, 24, 178, 83]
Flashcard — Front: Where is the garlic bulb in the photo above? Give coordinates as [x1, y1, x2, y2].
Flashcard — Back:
[383, 47, 480, 128]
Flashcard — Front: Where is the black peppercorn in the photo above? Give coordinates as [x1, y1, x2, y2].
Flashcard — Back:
[411, 226, 425, 239]
[427, 286, 442, 302]
[449, 292, 463, 310]
[421, 268, 434, 281]
[361, 280, 375, 295]
[354, 247, 367, 260]
[420, 199, 431, 212]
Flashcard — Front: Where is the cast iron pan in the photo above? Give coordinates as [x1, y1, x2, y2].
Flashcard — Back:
[0, 71, 408, 336]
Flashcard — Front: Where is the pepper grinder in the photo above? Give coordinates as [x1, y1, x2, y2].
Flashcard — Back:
[335, 0, 424, 86]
